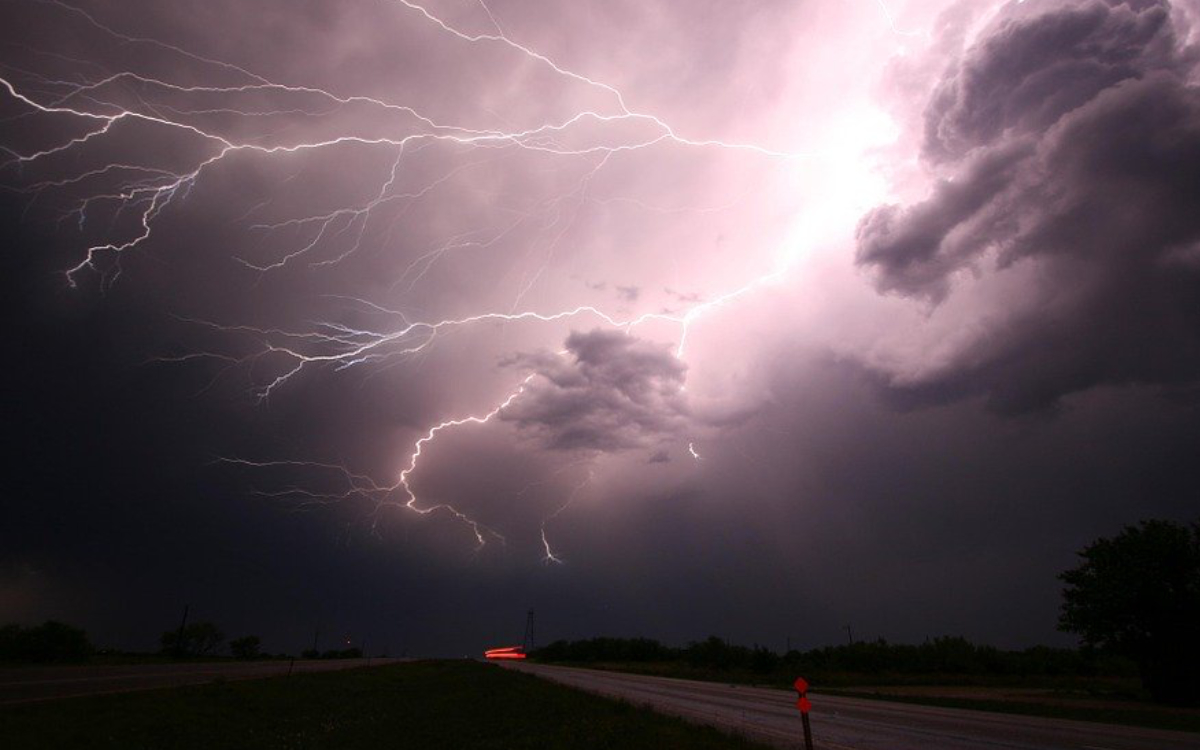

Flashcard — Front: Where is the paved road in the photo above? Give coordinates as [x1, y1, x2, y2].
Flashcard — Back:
[507, 663, 1200, 750]
[0, 658, 404, 705]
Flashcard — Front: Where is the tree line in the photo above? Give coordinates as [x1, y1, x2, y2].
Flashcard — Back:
[1, 617, 371, 663]
[0, 621, 93, 663]
[535, 635, 1134, 678]
[157, 621, 364, 659]
[536, 519, 1200, 705]
[0, 620, 269, 662]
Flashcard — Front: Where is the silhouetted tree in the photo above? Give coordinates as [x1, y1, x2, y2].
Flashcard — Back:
[1059, 520, 1200, 705]
[0, 621, 92, 663]
[229, 635, 262, 660]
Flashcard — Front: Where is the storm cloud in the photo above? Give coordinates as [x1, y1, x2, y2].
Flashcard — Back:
[500, 330, 689, 452]
[3, 0, 1200, 661]
[857, 0, 1200, 412]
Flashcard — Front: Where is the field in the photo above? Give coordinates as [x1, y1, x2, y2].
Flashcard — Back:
[0, 660, 769, 749]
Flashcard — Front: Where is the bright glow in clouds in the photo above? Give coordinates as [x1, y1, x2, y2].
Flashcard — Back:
[775, 103, 899, 269]
[0, 0, 981, 559]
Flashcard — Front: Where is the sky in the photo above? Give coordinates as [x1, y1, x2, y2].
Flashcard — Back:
[2, 0, 1199, 657]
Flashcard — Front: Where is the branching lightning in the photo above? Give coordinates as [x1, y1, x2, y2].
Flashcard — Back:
[1, 0, 903, 557]
[540, 471, 594, 565]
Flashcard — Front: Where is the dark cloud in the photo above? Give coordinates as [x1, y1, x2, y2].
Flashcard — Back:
[500, 330, 689, 451]
[855, 139, 1032, 300]
[857, 0, 1200, 412]
[922, 0, 1184, 162]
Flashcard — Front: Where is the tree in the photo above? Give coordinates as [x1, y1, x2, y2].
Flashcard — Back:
[160, 621, 225, 657]
[0, 621, 92, 663]
[229, 635, 262, 660]
[1059, 519, 1200, 705]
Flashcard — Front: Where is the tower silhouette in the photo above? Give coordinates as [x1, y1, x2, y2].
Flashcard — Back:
[523, 610, 534, 652]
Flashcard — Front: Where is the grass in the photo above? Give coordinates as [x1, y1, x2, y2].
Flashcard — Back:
[0, 660, 769, 750]
[537, 661, 1200, 734]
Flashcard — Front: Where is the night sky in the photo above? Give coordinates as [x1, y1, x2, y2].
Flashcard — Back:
[3, 0, 1199, 658]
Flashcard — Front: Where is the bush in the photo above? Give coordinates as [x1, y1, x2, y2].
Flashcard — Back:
[0, 621, 93, 663]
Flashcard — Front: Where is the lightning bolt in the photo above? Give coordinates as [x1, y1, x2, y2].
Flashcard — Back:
[1, 0, 905, 554]
[540, 471, 595, 565]
[871, 0, 929, 38]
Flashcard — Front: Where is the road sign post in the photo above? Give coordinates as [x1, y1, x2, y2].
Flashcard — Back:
[794, 677, 814, 750]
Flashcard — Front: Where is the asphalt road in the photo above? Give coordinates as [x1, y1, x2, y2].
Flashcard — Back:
[0, 658, 403, 705]
[507, 663, 1200, 750]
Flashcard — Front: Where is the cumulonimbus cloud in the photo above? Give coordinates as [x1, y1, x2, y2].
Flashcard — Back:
[856, 0, 1200, 413]
[500, 329, 690, 451]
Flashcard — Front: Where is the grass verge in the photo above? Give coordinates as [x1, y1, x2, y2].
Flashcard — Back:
[0, 660, 768, 750]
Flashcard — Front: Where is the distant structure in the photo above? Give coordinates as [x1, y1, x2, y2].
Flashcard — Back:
[482, 612, 535, 657]
[523, 610, 535, 653]
[484, 610, 535, 661]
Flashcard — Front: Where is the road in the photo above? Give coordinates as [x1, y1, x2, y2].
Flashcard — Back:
[0, 658, 404, 705]
[507, 663, 1200, 750]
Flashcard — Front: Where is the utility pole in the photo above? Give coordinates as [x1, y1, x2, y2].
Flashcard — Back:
[173, 604, 190, 659]
[786, 635, 791, 654]
[523, 610, 535, 652]
[312, 626, 320, 656]
[846, 624, 854, 645]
